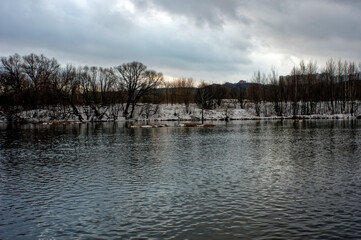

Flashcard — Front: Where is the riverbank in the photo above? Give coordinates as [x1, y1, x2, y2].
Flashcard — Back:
[1, 101, 360, 124]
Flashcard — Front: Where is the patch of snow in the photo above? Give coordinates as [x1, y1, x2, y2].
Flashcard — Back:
[1, 100, 360, 124]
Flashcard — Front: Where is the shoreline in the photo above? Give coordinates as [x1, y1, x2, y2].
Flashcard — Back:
[1, 102, 360, 125]
[1, 114, 359, 126]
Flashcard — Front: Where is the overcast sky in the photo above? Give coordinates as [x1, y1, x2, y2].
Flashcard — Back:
[0, 0, 360, 83]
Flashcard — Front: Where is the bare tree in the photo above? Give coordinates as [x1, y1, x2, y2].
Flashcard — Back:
[173, 77, 195, 113]
[196, 81, 214, 124]
[230, 82, 246, 108]
[248, 71, 262, 116]
[306, 60, 318, 114]
[213, 84, 229, 107]
[162, 80, 172, 105]
[76, 66, 118, 121]
[22, 53, 60, 107]
[269, 67, 280, 115]
[347, 61, 358, 115]
[1, 53, 24, 91]
[325, 58, 336, 114]
[290, 66, 300, 117]
[115, 62, 163, 119]
[52, 64, 84, 121]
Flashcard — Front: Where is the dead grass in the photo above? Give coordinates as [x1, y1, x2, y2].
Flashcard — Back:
[183, 123, 202, 127]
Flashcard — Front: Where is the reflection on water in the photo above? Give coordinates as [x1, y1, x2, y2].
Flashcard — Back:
[0, 120, 361, 239]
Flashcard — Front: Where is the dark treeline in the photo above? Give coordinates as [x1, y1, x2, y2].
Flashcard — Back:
[0, 53, 163, 120]
[1, 53, 360, 121]
[247, 59, 361, 117]
[161, 58, 361, 117]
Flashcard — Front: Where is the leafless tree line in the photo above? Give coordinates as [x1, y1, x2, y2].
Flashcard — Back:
[0, 53, 163, 121]
[162, 60, 360, 118]
[247, 59, 361, 117]
[1, 54, 360, 122]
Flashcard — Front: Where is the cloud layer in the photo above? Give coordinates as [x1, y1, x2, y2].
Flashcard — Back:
[1, 0, 360, 82]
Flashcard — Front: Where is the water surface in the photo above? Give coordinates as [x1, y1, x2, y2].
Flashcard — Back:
[1, 120, 361, 239]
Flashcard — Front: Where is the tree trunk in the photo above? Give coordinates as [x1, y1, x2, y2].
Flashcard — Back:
[201, 106, 204, 124]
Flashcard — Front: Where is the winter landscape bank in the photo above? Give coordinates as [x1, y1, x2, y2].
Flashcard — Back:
[1, 54, 361, 125]
[1, 101, 360, 125]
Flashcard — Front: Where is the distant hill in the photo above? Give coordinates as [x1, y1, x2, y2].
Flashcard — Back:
[215, 80, 249, 89]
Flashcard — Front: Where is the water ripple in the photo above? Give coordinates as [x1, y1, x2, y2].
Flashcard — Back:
[0, 120, 360, 239]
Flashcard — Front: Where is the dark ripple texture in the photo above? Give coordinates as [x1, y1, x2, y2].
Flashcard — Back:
[1, 120, 361, 239]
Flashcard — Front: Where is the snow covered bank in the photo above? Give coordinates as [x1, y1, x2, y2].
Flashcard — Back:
[1, 101, 360, 124]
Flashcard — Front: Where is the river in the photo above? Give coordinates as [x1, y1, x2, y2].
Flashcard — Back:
[1, 120, 361, 239]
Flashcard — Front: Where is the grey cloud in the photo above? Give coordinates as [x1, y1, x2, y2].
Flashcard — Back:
[258, 1, 361, 40]
[252, 0, 361, 63]
[133, 0, 249, 26]
[131, 0, 360, 73]
[0, 0, 360, 82]
[0, 0, 134, 61]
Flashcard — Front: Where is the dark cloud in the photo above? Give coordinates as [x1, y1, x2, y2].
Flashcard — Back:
[134, 0, 240, 25]
[0, 0, 360, 81]
[257, 1, 361, 40]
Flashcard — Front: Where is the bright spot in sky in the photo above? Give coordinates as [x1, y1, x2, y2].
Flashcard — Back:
[115, 0, 135, 14]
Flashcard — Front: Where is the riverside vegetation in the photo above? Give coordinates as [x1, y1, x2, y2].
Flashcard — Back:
[1, 53, 360, 123]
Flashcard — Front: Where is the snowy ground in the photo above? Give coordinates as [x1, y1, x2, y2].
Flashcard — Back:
[1, 100, 360, 124]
